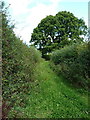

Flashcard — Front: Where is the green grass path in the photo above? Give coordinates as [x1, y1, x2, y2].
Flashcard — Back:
[9, 60, 89, 118]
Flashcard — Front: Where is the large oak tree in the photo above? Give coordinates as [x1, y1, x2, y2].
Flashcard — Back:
[30, 11, 87, 56]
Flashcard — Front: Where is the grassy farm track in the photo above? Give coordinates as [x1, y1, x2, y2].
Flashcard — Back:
[8, 60, 89, 118]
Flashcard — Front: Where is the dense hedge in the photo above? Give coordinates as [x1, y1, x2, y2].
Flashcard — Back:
[51, 43, 90, 89]
[2, 3, 41, 118]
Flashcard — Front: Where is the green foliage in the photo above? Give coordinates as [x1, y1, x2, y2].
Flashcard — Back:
[51, 43, 90, 89]
[42, 53, 51, 60]
[30, 11, 87, 56]
[1, 1, 89, 118]
[2, 2, 41, 118]
[8, 61, 88, 118]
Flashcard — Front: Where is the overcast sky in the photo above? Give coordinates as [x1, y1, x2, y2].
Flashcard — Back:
[5, 0, 89, 45]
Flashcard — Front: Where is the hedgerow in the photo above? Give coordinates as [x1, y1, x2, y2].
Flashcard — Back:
[51, 43, 90, 89]
[2, 2, 41, 118]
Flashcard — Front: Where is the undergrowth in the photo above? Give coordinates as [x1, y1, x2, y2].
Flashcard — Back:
[8, 61, 89, 118]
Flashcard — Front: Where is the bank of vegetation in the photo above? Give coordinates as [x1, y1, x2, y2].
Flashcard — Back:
[2, 2, 41, 118]
[51, 42, 90, 90]
[1, 1, 89, 119]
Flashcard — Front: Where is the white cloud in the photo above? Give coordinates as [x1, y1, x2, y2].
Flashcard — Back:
[9, 0, 60, 44]
[16, 4, 56, 43]
[50, 0, 60, 4]
[8, 0, 33, 15]
[22, 3, 59, 44]
[27, 3, 57, 25]
[6, 0, 88, 44]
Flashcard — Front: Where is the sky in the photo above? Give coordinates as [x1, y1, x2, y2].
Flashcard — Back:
[5, 0, 89, 45]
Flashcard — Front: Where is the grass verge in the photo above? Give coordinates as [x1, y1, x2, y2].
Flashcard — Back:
[8, 60, 89, 118]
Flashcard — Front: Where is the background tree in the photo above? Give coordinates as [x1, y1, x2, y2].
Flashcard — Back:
[30, 11, 87, 56]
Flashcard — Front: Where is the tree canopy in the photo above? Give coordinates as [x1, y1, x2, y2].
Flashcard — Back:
[30, 11, 87, 56]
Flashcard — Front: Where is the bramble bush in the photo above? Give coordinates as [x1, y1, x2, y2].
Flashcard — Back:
[2, 2, 41, 118]
[51, 43, 90, 89]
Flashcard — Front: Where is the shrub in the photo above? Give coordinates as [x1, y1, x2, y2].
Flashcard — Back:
[51, 43, 90, 89]
[2, 3, 41, 118]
